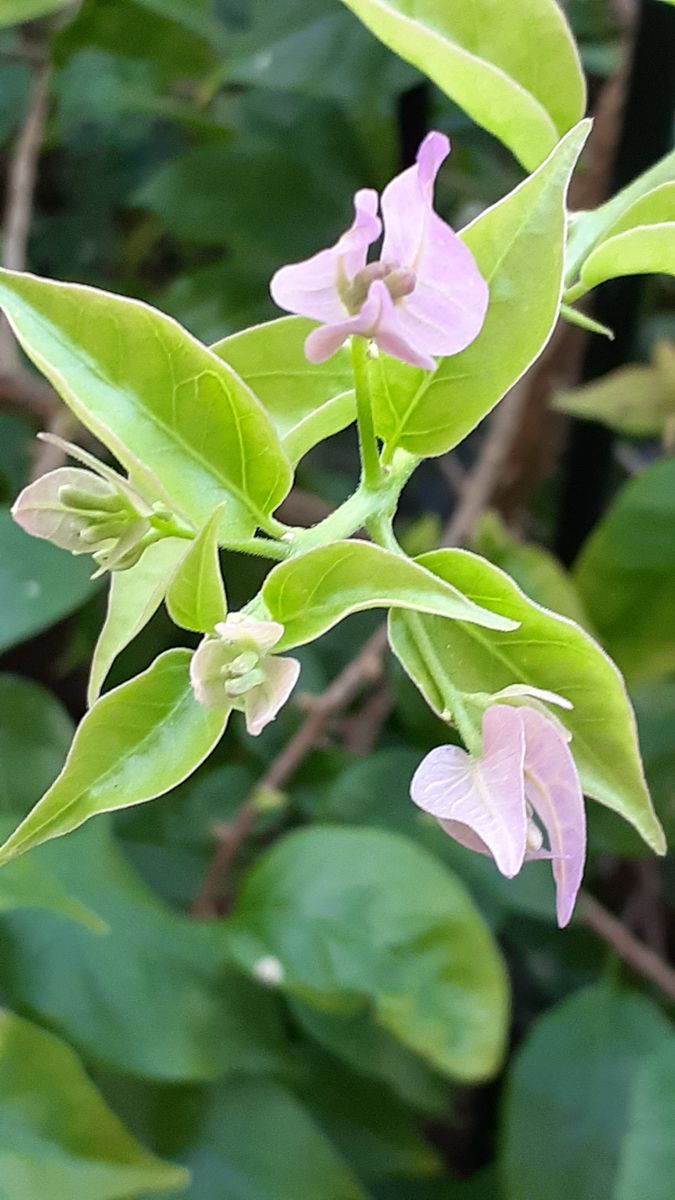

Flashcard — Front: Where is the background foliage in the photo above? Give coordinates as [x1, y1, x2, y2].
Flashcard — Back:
[0, 0, 674, 1197]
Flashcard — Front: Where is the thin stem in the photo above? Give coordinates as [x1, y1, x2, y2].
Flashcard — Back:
[220, 536, 290, 562]
[351, 337, 382, 490]
[562, 281, 587, 306]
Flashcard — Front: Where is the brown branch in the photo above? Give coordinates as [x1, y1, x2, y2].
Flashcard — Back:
[579, 892, 675, 1002]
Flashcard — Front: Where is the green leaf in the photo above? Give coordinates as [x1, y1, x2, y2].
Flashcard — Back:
[579, 223, 675, 293]
[262, 540, 518, 649]
[0, 1011, 188, 1199]
[0, 674, 73, 817]
[0, 0, 69, 25]
[226, 826, 509, 1082]
[337, 0, 585, 170]
[131, 0, 227, 48]
[473, 511, 592, 626]
[373, 121, 590, 457]
[88, 538, 188, 706]
[166, 507, 227, 633]
[0, 507, 96, 654]
[631, 680, 675, 839]
[180, 1077, 368, 1200]
[388, 549, 664, 853]
[553, 362, 675, 438]
[212, 316, 355, 464]
[0, 819, 288, 1080]
[502, 985, 673, 1200]
[574, 457, 675, 685]
[603, 180, 675, 238]
[616, 1040, 675, 1200]
[0, 269, 292, 538]
[566, 149, 675, 281]
[0, 820, 105, 930]
[0, 649, 228, 865]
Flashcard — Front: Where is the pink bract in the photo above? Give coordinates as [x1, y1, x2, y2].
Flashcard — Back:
[270, 132, 489, 371]
[410, 704, 586, 927]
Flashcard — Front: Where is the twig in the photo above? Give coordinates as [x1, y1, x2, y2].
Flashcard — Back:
[442, 381, 528, 546]
[192, 388, 524, 917]
[579, 891, 675, 1002]
[341, 683, 393, 756]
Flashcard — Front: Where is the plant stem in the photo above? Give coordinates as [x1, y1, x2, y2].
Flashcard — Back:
[351, 336, 382, 490]
[219, 536, 290, 562]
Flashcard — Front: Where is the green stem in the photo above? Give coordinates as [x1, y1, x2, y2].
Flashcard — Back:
[563, 281, 587, 306]
[351, 336, 382, 490]
[219, 537, 290, 562]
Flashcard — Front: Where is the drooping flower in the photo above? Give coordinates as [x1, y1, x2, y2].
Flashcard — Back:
[190, 614, 300, 736]
[270, 132, 489, 371]
[410, 704, 586, 926]
[12, 434, 191, 574]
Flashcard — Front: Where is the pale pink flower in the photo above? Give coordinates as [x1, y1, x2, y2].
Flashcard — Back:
[410, 704, 586, 927]
[190, 614, 300, 736]
[270, 132, 488, 371]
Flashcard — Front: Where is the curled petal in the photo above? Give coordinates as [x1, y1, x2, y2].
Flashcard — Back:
[12, 467, 117, 552]
[270, 188, 381, 324]
[244, 656, 301, 736]
[520, 708, 586, 927]
[411, 706, 528, 877]
[305, 280, 437, 369]
[189, 638, 232, 709]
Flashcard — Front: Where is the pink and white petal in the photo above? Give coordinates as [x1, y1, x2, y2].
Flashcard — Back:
[303, 280, 385, 363]
[411, 706, 528, 878]
[270, 188, 381, 323]
[190, 638, 229, 709]
[364, 280, 436, 369]
[214, 616, 284, 655]
[12, 467, 114, 552]
[394, 217, 489, 359]
[381, 132, 450, 267]
[438, 817, 492, 857]
[520, 707, 586, 928]
[244, 656, 301, 736]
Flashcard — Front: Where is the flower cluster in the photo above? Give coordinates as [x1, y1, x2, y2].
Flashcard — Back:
[270, 131, 489, 371]
[411, 704, 586, 926]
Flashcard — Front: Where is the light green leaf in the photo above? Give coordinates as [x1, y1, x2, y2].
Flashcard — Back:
[0, 507, 96, 654]
[553, 362, 675, 437]
[0, 0, 69, 25]
[373, 121, 590, 457]
[603, 181, 675, 238]
[262, 540, 518, 649]
[574, 457, 675, 685]
[181, 1077, 368, 1200]
[388, 549, 664, 853]
[473, 511, 592, 626]
[0, 649, 228, 865]
[88, 537, 188, 706]
[0, 1011, 188, 1200]
[212, 316, 355, 464]
[226, 826, 509, 1081]
[502, 985, 673, 1200]
[338, 0, 585, 170]
[0, 269, 292, 538]
[579, 223, 675, 293]
[567, 149, 675, 280]
[166, 506, 227, 633]
[0, 819, 288, 1080]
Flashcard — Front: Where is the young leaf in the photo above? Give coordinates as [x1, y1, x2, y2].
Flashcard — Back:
[212, 316, 355, 464]
[566, 148, 675, 280]
[373, 121, 590, 458]
[388, 549, 665, 854]
[262, 540, 518, 649]
[88, 537, 189, 705]
[579, 224, 675, 293]
[337, 0, 585, 170]
[0, 649, 228, 865]
[166, 505, 227, 633]
[0, 1011, 189, 1199]
[574, 457, 675, 684]
[226, 826, 509, 1081]
[0, 269, 293, 537]
[553, 362, 675, 438]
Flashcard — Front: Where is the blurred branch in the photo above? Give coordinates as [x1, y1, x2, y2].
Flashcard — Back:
[0, 53, 58, 431]
[580, 891, 675, 1002]
[192, 388, 528, 917]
